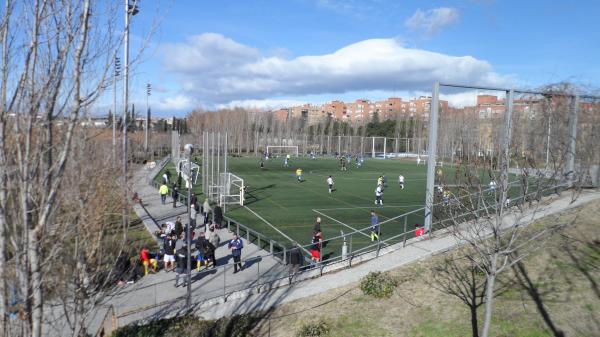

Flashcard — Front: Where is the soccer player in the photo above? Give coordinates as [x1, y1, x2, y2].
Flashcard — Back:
[375, 185, 383, 205]
[296, 168, 303, 182]
[370, 210, 379, 241]
[398, 174, 405, 190]
[327, 175, 334, 194]
[443, 190, 450, 206]
[377, 175, 383, 187]
[416, 156, 422, 166]
[284, 157, 289, 167]
[489, 180, 497, 194]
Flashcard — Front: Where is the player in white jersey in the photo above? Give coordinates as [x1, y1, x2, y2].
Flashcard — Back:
[326, 175, 334, 194]
[374, 185, 383, 205]
[398, 175, 405, 189]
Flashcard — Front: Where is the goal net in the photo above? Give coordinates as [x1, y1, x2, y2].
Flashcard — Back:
[219, 172, 245, 207]
[176, 158, 200, 184]
[266, 145, 299, 157]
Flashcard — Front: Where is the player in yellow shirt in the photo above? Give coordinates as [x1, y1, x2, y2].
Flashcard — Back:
[296, 168, 303, 182]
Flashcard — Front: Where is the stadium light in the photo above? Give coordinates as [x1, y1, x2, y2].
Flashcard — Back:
[145, 83, 151, 153]
[184, 143, 193, 310]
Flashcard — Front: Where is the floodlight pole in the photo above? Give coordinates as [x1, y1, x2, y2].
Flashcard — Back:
[184, 144, 193, 310]
[424, 81, 440, 234]
[122, 0, 136, 232]
[500, 90, 514, 211]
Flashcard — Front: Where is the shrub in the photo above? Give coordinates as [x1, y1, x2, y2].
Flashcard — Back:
[296, 320, 330, 337]
[359, 271, 398, 298]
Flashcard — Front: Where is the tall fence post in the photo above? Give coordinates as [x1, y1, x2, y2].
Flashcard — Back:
[500, 89, 514, 210]
[371, 137, 375, 158]
[403, 216, 408, 247]
[424, 81, 440, 234]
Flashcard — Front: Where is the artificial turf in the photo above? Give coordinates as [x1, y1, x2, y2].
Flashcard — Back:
[154, 155, 539, 261]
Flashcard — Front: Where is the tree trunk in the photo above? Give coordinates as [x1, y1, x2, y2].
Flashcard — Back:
[481, 255, 498, 337]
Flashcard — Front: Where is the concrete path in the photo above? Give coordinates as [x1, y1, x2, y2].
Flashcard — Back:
[105, 166, 288, 327]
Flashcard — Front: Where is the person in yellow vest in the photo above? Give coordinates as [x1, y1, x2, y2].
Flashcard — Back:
[296, 168, 303, 182]
[159, 183, 169, 205]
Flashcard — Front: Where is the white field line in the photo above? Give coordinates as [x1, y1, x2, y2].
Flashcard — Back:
[314, 204, 424, 211]
[243, 206, 313, 256]
[312, 209, 371, 239]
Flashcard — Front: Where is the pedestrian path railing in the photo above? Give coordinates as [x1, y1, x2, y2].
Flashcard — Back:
[224, 217, 288, 263]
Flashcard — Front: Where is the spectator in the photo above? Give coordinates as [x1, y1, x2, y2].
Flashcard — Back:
[156, 223, 169, 239]
[162, 172, 168, 184]
[195, 234, 206, 272]
[310, 238, 321, 265]
[140, 246, 157, 275]
[202, 198, 212, 229]
[165, 221, 175, 236]
[313, 217, 321, 232]
[163, 234, 176, 272]
[415, 224, 424, 237]
[190, 203, 198, 229]
[313, 230, 323, 250]
[177, 171, 182, 189]
[288, 244, 303, 281]
[172, 185, 179, 208]
[174, 245, 188, 287]
[208, 225, 221, 249]
[174, 217, 184, 238]
[213, 205, 223, 229]
[159, 183, 169, 205]
[370, 210, 379, 242]
[196, 232, 216, 269]
[228, 234, 244, 273]
[191, 193, 197, 208]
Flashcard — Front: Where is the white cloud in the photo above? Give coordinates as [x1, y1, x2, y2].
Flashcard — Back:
[153, 95, 196, 111]
[216, 99, 307, 111]
[405, 7, 460, 35]
[162, 33, 511, 105]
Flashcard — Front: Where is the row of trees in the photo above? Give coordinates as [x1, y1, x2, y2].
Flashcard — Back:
[0, 1, 155, 336]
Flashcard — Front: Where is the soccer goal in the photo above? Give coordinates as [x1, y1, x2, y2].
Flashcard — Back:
[266, 145, 299, 157]
[219, 172, 245, 208]
[176, 158, 200, 184]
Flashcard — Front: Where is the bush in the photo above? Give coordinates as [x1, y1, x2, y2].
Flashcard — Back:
[296, 320, 330, 337]
[359, 271, 398, 298]
[111, 314, 259, 337]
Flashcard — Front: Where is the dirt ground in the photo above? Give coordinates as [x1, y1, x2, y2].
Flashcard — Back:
[250, 198, 600, 337]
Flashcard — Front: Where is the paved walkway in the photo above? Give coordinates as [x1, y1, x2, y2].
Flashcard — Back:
[105, 166, 288, 327]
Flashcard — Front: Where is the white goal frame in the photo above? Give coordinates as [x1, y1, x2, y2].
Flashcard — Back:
[219, 172, 245, 208]
[266, 145, 299, 157]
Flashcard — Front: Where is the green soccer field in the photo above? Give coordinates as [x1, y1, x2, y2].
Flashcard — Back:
[154, 155, 540, 261]
[223, 156, 445, 258]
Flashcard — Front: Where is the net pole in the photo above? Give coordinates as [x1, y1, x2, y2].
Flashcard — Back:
[338, 135, 341, 155]
[217, 132, 221, 199]
[566, 95, 579, 187]
[211, 132, 215, 199]
[224, 132, 228, 175]
[383, 137, 387, 159]
[372, 137, 375, 158]
[424, 81, 440, 234]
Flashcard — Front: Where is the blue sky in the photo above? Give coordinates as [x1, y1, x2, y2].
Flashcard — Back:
[120, 0, 600, 116]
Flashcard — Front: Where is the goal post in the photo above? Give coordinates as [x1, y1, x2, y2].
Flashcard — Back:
[266, 145, 299, 157]
[219, 172, 245, 208]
